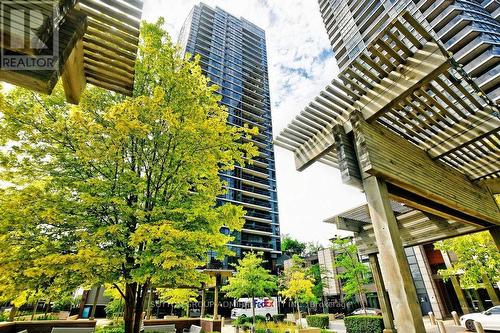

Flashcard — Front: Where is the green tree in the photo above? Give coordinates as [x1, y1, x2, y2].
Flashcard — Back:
[281, 235, 306, 256]
[280, 255, 315, 324]
[0, 19, 257, 333]
[158, 289, 198, 317]
[435, 232, 500, 289]
[309, 264, 324, 304]
[331, 238, 370, 313]
[221, 252, 277, 327]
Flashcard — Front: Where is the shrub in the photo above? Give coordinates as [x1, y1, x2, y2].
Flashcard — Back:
[95, 326, 124, 333]
[272, 314, 285, 323]
[344, 315, 384, 333]
[234, 315, 252, 326]
[105, 299, 124, 318]
[254, 315, 267, 323]
[0, 311, 7, 322]
[306, 314, 329, 329]
[35, 314, 58, 320]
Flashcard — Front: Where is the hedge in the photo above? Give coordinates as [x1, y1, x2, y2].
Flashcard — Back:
[306, 314, 329, 328]
[344, 315, 384, 333]
[272, 314, 285, 322]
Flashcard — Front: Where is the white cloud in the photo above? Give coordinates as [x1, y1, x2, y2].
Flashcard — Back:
[142, 0, 366, 245]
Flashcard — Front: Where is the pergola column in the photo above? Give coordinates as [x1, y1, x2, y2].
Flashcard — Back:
[443, 252, 471, 314]
[89, 285, 101, 320]
[482, 275, 500, 306]
[368, 254, 395, 333]
[363, 176, 426, 333]
[489, 226, 500, 251]
[201, 283, 206, 318]
[213, 276, 219, 320]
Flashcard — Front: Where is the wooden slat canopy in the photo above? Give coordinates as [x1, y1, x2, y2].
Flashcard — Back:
[275, 12, 500, 183]
[324, 202, 486, 256]
[0, 0, 143, 103]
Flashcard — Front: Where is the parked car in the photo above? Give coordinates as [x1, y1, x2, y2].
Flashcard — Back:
[349, 308, 382, 316]
[461, 306, 500, 331]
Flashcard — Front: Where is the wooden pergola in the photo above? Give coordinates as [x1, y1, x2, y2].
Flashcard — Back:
[325, 201, 499, 319]
[275, 11, 500, 333]
[0, 0, 142, 103]
[199, 269, 234, 320]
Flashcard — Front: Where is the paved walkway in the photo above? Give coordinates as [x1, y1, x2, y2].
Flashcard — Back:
[329, 318, 470, 333]
[222, 319, 468, 333]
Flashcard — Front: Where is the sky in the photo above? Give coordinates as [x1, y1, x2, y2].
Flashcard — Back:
[142, 0, 367, 246]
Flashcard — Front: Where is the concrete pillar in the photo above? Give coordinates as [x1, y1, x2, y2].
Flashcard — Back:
[428, 312, 436, 325]
[451, 311, 460, 326]
[368, 254, 396, 333]
[201, 283, 206, 318]
[363, 176, 426, 333]
[213, 276, 219, 320]
[474, 321, 485, 333]
[489, 226, 500, 251]
[436, 320, 447, 333]
[443, 252, 471, 314]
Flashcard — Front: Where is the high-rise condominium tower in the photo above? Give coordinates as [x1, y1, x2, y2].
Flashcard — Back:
[318, 0, 500, 102]
[179, 3, 281, 270]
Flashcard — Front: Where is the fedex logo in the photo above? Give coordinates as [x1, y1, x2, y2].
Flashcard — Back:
[254, 298, 274, 308]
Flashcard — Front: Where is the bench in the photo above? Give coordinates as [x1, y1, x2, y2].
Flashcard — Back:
[182, 325, 201, 333]
[51, 328, 95, 333]
[143, 324, 176, 333]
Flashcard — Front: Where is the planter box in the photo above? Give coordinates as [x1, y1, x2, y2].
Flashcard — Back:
[0, 320, 96, 333]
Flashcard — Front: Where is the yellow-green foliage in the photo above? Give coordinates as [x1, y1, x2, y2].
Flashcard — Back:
[157, 288, 198, 316]
[435, 231, 500, 289]
[280, 255, 315, 305]
[0, 18, 257, 333]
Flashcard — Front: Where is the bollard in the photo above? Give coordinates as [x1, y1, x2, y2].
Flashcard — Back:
[451, 311, 460, 326]
[474, 321, 485, 333]
[428, 312, 436, 325]
[437, 320, 447, 333]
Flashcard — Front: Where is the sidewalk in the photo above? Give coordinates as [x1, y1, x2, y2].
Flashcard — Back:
[222, 318, 471, 333]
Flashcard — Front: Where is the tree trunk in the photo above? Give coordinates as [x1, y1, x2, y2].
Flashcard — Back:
[8, 305, 17, 322]
[44, 299, 51, 316]
[132, 283, 149, 333]
[124, 283, 138, 333]
[31, 300, 38, 320]
[295, 299, 302, 328]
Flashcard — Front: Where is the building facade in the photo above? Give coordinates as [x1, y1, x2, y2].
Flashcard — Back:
[318, 0, 500, 102]
[179, 3, 281, 270]
[318, 244, 443, 316]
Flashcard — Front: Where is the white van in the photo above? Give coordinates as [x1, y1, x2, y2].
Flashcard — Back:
[231, 297, 278, 320]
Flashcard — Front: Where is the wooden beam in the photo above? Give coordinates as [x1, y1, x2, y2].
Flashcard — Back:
[363, 176, 426, 333]
[334, 217, 367, 233]
[294, 125, 336, 171]
[479, 179, 500, 195]
[62, 39, 86, 104]
[292, 42, 449, 171]
[490, 226, 500, 251]
[350, 210, 484, 256]
[351, 112, 500, 226]
[333, 125, 363, 189]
